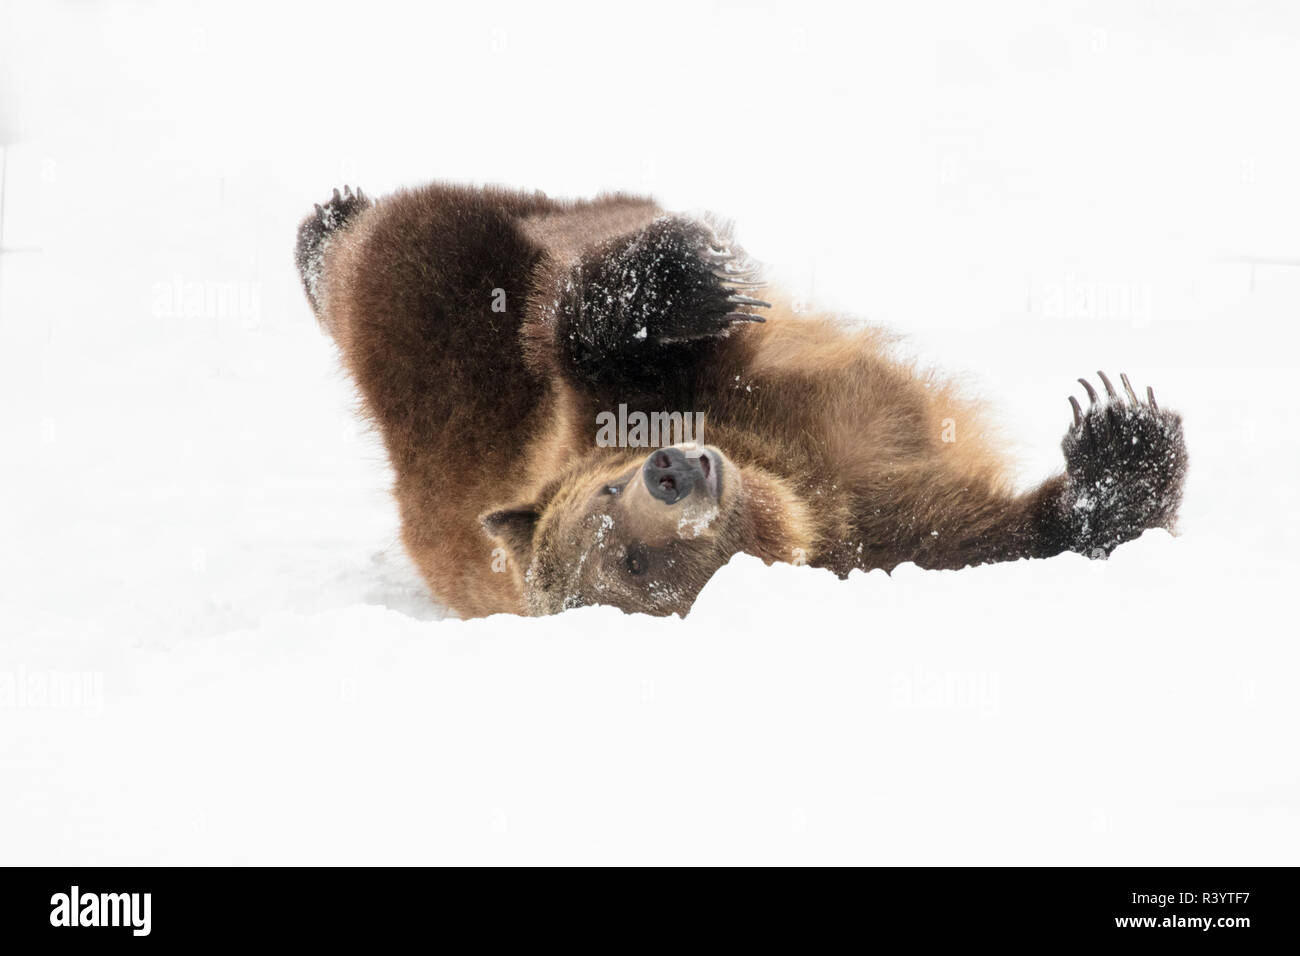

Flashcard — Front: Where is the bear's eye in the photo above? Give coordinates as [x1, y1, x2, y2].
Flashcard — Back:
[603, 484, 622, 496]
[624, 543, 649, 576]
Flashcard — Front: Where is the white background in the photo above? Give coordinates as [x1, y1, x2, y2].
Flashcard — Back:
[1, 0, 1297, 863]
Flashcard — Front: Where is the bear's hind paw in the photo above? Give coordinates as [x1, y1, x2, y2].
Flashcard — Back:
[1060, 370, 1188, 556]
[312, 184, 369, 232]
[296, 185, 373, 311]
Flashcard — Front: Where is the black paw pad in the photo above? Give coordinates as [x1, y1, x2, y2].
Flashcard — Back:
[1061, 371, 1188, 556]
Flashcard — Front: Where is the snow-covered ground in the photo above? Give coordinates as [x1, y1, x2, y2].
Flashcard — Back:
[2, 1, 1298, 864]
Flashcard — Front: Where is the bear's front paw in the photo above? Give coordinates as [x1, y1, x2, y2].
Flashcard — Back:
[1061, 371, 1188, 557]
[633, 216, 770, 343]
[570, 216, 769, 351]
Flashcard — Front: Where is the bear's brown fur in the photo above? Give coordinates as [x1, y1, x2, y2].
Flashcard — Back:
[296, 183, 1188, 617]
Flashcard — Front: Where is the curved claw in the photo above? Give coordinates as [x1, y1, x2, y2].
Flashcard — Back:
[332, 187, 342, 202]
[726, 294, 771, 308]
[1068, 395, 1083, 428]
[355, 186, 366, 201]
[701, 248, 734, 263]
[313, 203, 324, 218]
[1097, 370, 1118, 400]
[1078, 378, 1099, 404]
[1147, 385, 1158, 410]
[1120, 372, 1139, 405]
[724, 312, 767, 324]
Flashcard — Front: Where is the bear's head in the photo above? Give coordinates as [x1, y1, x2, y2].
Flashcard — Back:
[481, 443, 810, 616]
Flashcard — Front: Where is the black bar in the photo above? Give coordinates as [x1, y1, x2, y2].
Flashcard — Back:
[0, 867, 1294, 944]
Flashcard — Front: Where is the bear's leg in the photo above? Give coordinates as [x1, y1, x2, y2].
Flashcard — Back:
[299, 182, 569, 616]
[302, 182, 560, 454]
[294, 185, 371, 315]
[899, 371, 1188, 570]
[547, 216, 770, 402]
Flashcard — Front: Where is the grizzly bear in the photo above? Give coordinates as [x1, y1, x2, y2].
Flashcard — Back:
[295, 183, 1188, 618]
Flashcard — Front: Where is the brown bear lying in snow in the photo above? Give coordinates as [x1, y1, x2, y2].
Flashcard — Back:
[296, 183, 1188, 618]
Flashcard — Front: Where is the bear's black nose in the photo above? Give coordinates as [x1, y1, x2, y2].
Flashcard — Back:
[642, 447, 700, 504]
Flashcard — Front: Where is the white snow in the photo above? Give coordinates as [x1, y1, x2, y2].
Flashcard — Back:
[2, 1, 1299, 864]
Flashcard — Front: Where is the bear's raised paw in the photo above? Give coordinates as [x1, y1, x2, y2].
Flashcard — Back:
[1060, 371, 1189, 557]
[563, 216, 770, 358]
[638, 216, 772, 343]
[295, 186, 372, 310]
[312, 185, 369, 231]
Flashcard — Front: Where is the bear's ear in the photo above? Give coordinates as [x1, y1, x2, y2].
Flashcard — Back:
[480, 506, 540, 568]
